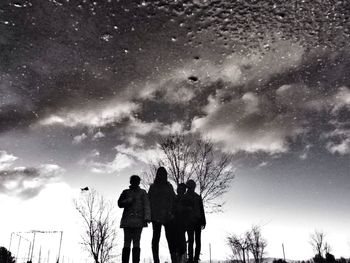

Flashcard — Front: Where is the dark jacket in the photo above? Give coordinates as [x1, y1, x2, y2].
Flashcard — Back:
[148, 182, 176, 224]
[183, 191, 206, 228]
[174, 194, 187, 228]
[118, 185, 151, 228]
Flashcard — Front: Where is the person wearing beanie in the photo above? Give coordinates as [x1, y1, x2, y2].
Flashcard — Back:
[118, 175, 151, 263]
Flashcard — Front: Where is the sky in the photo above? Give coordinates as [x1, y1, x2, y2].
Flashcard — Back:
[0, 0, 350, 262]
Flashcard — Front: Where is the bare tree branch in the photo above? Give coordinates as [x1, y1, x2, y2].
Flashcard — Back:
[142, 134, 235, 212]
[227, 233, 250, 263]
[310, 230, 328, 258]
[74, 189, 117, 263]
[246, 225, 267, 263]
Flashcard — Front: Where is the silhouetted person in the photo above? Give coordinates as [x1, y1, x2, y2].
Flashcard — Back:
[184, 180, 206, 263]
[118, 175, 151, 263]
[148, 167, 177, 263]
[174, 183, 188, 263]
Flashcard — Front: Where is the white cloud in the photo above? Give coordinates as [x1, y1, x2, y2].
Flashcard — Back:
[125, 117, 184, 136]
[299, 145, 312, 160]
[331, 86, 350, 113]
[39, 163, 65, 176]
[89, 153, 135, 174]
[73, 133, 87, 144]
[81, 147, 137, 174]
[323, 124, 350, 155]
[0, 150, 18, 170]
[192, 94, 305, 154]
[114, 144, 163, 164]
[39, 101, 139, 128]
[323, 119, 350, 155]
[326, 139, 350, 155]
[81, 144, 164, 174]
[92, 131, 105, 140]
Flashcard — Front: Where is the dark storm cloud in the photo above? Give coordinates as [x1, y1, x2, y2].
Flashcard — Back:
[189, 48, 350, 154]
[0, 0, 182, 132]
[33, 43, 350, 159]
[1, 0, 350, 160]
[122, 44, 348, 154]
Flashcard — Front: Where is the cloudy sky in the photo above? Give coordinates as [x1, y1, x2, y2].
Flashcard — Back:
[0, 0, 350, 262]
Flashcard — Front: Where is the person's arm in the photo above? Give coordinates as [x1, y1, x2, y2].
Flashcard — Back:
[199, 196, 206, 229]
[148, 184, 154, 200]
[168, 183, 176, 220]
[117, 190, 132, 208]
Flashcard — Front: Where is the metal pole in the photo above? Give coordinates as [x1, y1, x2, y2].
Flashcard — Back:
[209, 243, 212, 263]
[7, 232, 14, 263]
[27, 242, 32, 262]
[16, 235, 22, 262]
[57, 232, 63, 263]
[8, 232, 13, 252]
[30, 232, 36, 262]
[38, 246, 42, 263]
[282, 243, 286, 262]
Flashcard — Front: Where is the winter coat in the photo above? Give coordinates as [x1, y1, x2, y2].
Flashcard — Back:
[118, 185, 151, 228]
[183, 191, 206, 229]
[148, 182, 176, 224]
[174, 194, 187, 229]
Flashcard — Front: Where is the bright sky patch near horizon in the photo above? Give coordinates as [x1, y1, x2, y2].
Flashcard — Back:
[0, 0, 350, 262]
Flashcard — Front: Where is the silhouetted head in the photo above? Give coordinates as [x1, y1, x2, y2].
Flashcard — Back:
[130, 175, 141, 186]
[177, 183, 187, 196]
[154, 166, 168, 184]
[186, 179, 196, 192]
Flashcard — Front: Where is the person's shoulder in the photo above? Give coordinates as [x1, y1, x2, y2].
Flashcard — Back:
[148, 184, 155, 191]
[194, 192, 202, 200]
[140, 189, 148, 194]
[119, 189, 129, 196]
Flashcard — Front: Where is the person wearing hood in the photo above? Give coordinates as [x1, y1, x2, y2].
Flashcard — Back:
[118, 175, 151, 263]
[148, 167, 177, 263]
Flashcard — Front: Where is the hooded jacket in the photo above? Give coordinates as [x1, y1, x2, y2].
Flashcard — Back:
[118, 185, 151, 228]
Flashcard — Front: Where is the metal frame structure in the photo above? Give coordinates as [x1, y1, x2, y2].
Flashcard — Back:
[8, 231, 63, 263]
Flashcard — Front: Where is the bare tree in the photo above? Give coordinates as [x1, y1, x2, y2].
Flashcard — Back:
[74, 189, 117, 263]
[143, 134, 235, 211]
[227, 233, 250, 263]
[310, 230, 327, 257]
[247, 226, 267, 263]
[324, 242, 331, 255]
[193, 139, 235, 210]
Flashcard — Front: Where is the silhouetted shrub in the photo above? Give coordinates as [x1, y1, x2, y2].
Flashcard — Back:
[0, 247, 15, 263]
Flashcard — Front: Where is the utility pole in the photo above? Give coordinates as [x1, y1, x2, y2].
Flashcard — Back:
[282, 243, 286, 262]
